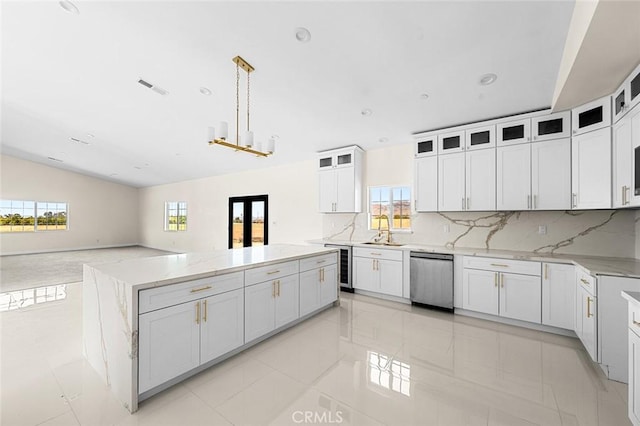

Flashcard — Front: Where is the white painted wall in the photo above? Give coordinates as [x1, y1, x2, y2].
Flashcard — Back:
[0, 155, 139, 255]
[138, 159, 323, 252]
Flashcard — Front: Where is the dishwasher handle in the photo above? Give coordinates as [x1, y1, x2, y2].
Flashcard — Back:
[410, 252, 453, 261]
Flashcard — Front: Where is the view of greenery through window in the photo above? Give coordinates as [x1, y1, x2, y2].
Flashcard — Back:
[165, 202, 187, 231]
[369, 187, 411, 230]
[0, 200, 68, 232]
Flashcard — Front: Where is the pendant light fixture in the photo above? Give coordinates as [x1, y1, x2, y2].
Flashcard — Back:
[208, 56, 275, 157]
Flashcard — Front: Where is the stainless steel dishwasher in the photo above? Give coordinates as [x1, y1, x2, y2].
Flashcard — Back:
[410, 252, 454, 311]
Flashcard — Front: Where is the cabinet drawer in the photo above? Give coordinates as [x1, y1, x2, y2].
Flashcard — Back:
[139, 271, 244, 314]
[245, 260, 299, 286]
[353, 247, 403, 261]
[576, 267, 596, 294]
[629, 303, 640, 338]
[463, 256, 541, 276]
[299, 252, 338, 272]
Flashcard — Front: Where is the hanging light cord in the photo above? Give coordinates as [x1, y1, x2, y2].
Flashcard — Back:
[247, 70, 250, 132]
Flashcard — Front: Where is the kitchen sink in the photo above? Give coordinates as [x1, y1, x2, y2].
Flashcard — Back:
[362, 242, 405, 247]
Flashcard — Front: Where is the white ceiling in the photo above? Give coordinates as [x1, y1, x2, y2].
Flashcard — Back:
[0, 1, 579, 187]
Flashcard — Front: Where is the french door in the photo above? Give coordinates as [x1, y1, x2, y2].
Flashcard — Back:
[228, 195, 268, 249]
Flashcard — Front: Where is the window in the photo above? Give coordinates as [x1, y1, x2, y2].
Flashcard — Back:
[228, 195, 268, 249]
[0, 200, 67, 232]
[369, 187, 411, 231]
[165, 202, 187, 231]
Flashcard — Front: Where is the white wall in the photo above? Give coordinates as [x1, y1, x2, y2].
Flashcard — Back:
[0, 155, 139, 255]
[138, 159, 323, 252]
[324, 143, 638, 259]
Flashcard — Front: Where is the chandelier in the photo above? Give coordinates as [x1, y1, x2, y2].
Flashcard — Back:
[208, 56, 275, 157]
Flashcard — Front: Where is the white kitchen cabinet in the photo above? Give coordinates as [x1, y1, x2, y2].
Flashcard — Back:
[531, 138, 571, 210]
[576, 283, 597, 361]
[631, 106, 640, 206]
[613, 114, 633, 207]
[415, 156, 438, 212]
[499, 273, 541, 323]
[497, 118, 531, 146]
[319, 264, 338, 307]
[462, 268, 499, 315]
[353, 248, 403, 297]
[200, 288, 244, 364]
[465, 124, 495, 151]
[629, 329, 640, 426]
[465, 148, 495, 211]
[531, 111, 571, 142]
[497, 143, 531, 210]
[414, 131, 438, 158]
[438, 152, 465, 211]
[245, 274, 299, 342]
[438, 130, 465, 154]
[571, 126, 612, 209]
[613, 62, 640, 123]
[572, 96, 611, 136]
[318, 146, 363, 213]
[541, 263, 575, 330]
[138, 301, 200, 393]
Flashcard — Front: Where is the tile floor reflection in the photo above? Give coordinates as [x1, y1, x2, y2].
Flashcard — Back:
[0, 283, 631, 425]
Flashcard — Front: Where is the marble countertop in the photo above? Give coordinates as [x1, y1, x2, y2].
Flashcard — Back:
[85, 244, 338, 290]
[312, 239, 640, 278]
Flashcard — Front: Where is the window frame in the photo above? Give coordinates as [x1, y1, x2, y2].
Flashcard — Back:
[228, 195, 269, 249]
[164, 201, 188, 232]
[367, 186, 412, 232]
[0, 199, 68, 233]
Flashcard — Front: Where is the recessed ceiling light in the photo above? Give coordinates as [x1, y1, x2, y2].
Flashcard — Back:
[295, 27, 311, 43]
[59, 1, 79, 15]
[378, 137, 389, 144]
[479, 73, 497, 86]
[420, 93, 429, 100]
[69, 137, 90, 145]
[133, 166, 142, 170]
[361, 108, 372, 117]
[199, 87, 212, 96]
[48, 156, 64, 162]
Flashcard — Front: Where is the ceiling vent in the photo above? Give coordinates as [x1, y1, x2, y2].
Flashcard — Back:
[138, 78, 169, 96]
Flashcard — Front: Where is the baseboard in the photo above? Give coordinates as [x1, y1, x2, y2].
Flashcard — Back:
[0, 243, 140, 257]
[455, 308, 577, 337]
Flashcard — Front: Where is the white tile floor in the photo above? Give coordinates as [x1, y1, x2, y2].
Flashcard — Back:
[0, 281, 631, 426]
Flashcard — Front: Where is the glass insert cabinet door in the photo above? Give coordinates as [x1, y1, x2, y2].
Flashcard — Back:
[228, 195, 268, 249]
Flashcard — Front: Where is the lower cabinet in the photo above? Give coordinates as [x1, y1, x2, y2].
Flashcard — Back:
[541, 263, 575, 330]
[630, 329, 640, 426]
[462, 257, 541, 324]
[575, 281, 597, 361]
[353, 247, 403, 297]
[138, 287, 244, 394]
[300, 263, 338, 317]
[245, 274, 300, 342]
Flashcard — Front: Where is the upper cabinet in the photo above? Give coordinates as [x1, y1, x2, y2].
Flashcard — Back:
[531, 111, 571, 142]
[613, 62, 640, 123]
[465, 124, 496, 151]
[415, 131, 438, 158]
[572, 127, 612, 209]
[497, 118, 531, 146]
[438, 130, 465, 154]
[572, 96, 611, 136]
[318, 146, 363, 213]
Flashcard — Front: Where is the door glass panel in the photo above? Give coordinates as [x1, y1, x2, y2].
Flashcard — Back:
[502, 125, 524, 141]
[635, 146, 640, 196]
[470, 131, 490, 146]
[632, 73, 640, 101]
[337, 154, 352, 165]
[442, 136, 460, 150]
[538, 118, 563, 136]
[319, 157, 332, 168]
[251, 201, 265, 246]
[578, 106, 603, 129]
[615, 91, 626, 115]
[417, 140, 433, 153]
[232, 202, 244, 249]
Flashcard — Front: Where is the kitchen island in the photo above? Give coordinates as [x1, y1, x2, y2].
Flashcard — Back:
[82, 244, 339, 413]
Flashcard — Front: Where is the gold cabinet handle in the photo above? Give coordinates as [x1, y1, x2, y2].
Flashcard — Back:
[203, 300, 208, 322]
[494, 272, 498, 287]
[490, 263, 509, 268]
[272, 282, 276, 298]
[500, 273, 504, 288]
[191, 285, 212, 293]
[633, 320, 640, 327]
[626, 186, 631, 205]
[370, 253, 382, 256]
[587, 297, 593, 318]
[319, 268, 322, 282]
[321, 268, 324, 283]
[580, 278, 589, 285]
[277, 280, 281, 297]
[544, 264, 548, 280]
[196, 301, 200, 325]
[267, 270, 281, 275]
[572, 193, 577, 208]
[622, 186, 627, 205]
[316, 259, 326, 264]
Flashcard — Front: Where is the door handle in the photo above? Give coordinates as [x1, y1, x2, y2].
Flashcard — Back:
[572, 193, 577, 208]
[203, 300, 208, 322]
[587, 297, 593, 318]
[462, 197, 465, 210]
[544, 264, 548, 280]
[272, 282, 276, 298]
[494, 272, 498, 287]
[527, 195, 531, 209]
[466, 197, 470, 210]
[195, 301, 200, 325]
[500, 274, 504, 288]
[277, 280, 281, 297]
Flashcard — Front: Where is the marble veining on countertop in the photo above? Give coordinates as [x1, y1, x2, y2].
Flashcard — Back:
[85, 244, 337, 290]
[310, 239, 640, 279]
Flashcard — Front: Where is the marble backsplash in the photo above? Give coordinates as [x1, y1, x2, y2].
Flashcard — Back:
[323, 209, 638, 259]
